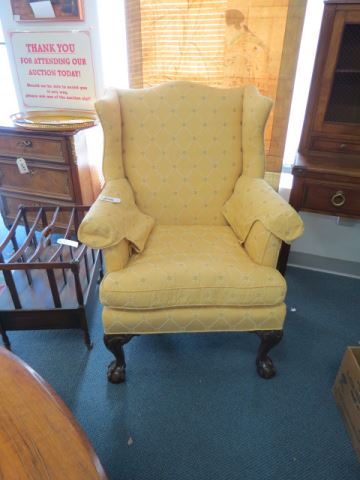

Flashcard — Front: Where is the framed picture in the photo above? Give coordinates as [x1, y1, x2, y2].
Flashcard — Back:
[10, 0, 84, 22]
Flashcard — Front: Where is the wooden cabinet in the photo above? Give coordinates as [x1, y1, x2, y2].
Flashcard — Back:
[278, 0, 360, 274]
[0, 124, 101, 230]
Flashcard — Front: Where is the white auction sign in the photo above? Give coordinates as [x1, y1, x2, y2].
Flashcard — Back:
[10, 30, 97, 111]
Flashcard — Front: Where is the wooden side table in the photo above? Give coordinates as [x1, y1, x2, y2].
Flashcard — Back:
[0, 347, 107, 479]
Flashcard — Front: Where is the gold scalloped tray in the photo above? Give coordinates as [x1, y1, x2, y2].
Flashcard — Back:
[11, 111, 98, 131]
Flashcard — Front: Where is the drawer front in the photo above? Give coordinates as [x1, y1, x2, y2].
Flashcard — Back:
[310, 137, 360, 156]
[1, 195, 75, 230]
[303, 182, 360, 217]
[0, 134, 65, 162]
[0, 161, 73, 201]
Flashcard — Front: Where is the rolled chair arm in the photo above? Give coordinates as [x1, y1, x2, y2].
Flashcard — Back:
[103, 239, 131, 273]
[78, 178, 155, 251]
[244, 221, 282, 267]
[222, 176, 304, 244]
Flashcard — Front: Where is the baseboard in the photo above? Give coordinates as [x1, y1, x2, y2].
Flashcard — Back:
[288, 251, 360, 279]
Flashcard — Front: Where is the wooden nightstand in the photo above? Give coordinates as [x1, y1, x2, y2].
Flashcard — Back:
[0, 123, 101, 230]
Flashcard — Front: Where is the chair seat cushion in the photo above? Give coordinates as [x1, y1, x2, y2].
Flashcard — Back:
[100, 225, 286, 310]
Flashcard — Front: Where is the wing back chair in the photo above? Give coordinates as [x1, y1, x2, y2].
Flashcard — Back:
[78, 81, 303, 383]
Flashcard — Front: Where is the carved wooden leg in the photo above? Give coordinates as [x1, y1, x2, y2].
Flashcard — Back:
[256, 330, 283, 379]
[103, 334, 135, 384]
[0, 323, 11, 350]
[277, 242, 291, 276]
[98, 250, 104, 282]
[76, 308, 93, 350]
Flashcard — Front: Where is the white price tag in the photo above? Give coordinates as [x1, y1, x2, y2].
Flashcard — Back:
[16, 157, 29, 174]
[100, 195, 121, 203]
[57, 238, 79, 248]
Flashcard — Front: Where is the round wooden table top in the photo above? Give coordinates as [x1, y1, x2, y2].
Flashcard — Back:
[0, 347, 107, 479]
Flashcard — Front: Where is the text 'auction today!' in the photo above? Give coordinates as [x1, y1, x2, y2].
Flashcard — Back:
[21, 43, 87, 77]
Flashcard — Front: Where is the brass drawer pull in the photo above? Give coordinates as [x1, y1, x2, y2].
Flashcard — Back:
[16, 140, 32, 148]
[331, 190, 346, 207]
[339, 143, 347, 150]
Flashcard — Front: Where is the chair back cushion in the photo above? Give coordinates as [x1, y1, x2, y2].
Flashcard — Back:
[119, 81, 244, 225]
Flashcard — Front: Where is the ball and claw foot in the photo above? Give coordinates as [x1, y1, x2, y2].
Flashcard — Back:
[256, 356, 276, 379]
[256, 330, 283, 380]
[107, 360, 126, 384]
[104, 334, 135, 384]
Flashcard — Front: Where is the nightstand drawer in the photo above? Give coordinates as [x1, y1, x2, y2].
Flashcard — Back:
[310, 137, 360, 156]
[0, 160, 73, 201]
[0, 134, 65, 162]
[303, 182, 360, 217]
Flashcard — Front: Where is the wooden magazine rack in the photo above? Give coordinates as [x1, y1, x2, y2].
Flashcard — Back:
[0, 205, 102, 350]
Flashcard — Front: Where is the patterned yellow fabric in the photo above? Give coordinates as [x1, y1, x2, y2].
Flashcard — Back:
[242, 86, 273, 178]
[119, 81, 244, 225]
[95, 89, 124, 181]
[78, 179, 154, 252]
[102, 304, 286, 334]
[79, 81, 304, 337]
[100, 225, 286, 310]
[222, 176, 304, 244]
[103, 239, 130, 273]
[244, 221, 282, 268]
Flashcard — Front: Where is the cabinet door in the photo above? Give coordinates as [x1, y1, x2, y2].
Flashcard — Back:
[314, 8, 360, 136]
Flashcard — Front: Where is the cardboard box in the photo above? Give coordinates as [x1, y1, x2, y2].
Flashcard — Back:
[333, 347, 360, 461]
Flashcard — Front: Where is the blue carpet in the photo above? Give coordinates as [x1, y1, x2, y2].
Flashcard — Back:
[4, 267, 360, 479]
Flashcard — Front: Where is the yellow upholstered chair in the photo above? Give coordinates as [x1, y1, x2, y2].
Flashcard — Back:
[78, 81, 303, 383]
